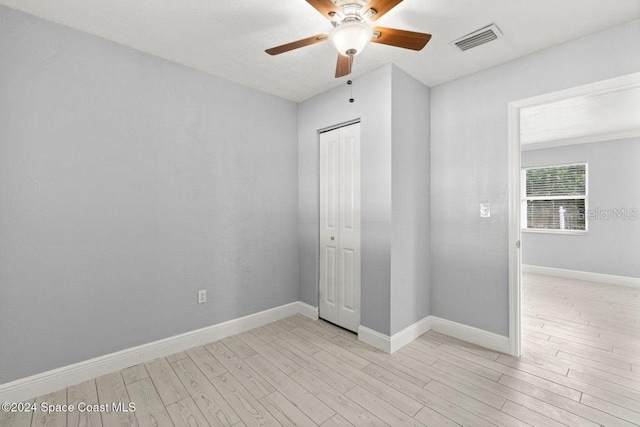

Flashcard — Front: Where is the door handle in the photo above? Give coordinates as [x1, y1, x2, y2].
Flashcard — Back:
[330, 236, 335, 241]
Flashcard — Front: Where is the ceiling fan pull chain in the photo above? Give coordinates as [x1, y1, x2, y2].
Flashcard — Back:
[348, 79, 355, 103]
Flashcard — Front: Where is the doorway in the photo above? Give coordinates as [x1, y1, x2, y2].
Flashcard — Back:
[508, 72, 640, 357]
[318, 122, 361, 332]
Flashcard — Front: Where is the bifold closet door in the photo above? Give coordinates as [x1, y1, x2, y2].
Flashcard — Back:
[319, 123, 361, 332]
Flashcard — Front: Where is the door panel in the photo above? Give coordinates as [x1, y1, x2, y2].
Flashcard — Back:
[319, 130, 340, 323]
[325, 246, 337, 305]
[342, 135, 356, 230]
[336, 123, 361, 331]
[341, 248, 355, 311]
[324, 138, 339, 230]
[319, 123, 361, 332]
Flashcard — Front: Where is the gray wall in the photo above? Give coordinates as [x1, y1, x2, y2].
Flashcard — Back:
[430, 19, 640, 336]
[298, 64, 431, 336]
[390, 67, 431, 335]
[0, 6, 299, 383]
[298, 65, 393, 335]
[522, 138, 640, 278]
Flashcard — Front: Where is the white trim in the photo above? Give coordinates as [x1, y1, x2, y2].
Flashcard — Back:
[507, 72, 640, 358]
[523, 265, 640, 289]
[358, 317, 432, 354]
[318, 118, 361, 134]
[1, 304, 514, 403]
[508, 98, 522, 357]
[430, 316, 510, 354]
[513, 72, 640, 110]
[358, 325, 392, 353]
[521, 128, 640, 151]
[522, 229, 587, 235]
[296, 302, 319, 320]
[0, 301, 314, 403]
[389, 317, 432, 353]
[358, 315, 507, 355]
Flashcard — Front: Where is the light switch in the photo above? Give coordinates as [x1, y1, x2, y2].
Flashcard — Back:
[480, 203, 491, 218]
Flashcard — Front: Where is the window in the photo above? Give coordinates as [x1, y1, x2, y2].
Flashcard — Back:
[521, 163, 587, 232]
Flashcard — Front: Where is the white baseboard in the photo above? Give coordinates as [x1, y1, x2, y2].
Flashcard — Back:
[523, 265, 640, 289]
[389, 317, 433, 353]
[296, 301, 319, 320]
[358, 319, 433, 354]
[429, 316, 510, 354]
[0, 301, 312, 403]
[358, 315, 508, 355]
[358, 325, 393, 353]
[1, 302, 510, 403]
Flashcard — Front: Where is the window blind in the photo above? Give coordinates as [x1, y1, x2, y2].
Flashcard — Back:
[522, 163, 587, 231]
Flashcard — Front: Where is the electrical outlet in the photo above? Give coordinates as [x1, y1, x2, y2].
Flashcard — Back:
[197, 289, 207, 304]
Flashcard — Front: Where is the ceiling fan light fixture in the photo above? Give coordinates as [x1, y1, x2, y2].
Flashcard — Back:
[329, 21, 373, 57]
[265, 0, 432, 79]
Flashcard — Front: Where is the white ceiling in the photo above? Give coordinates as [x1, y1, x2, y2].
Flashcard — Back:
[521, 83, 640, 148]
[2, 0, 639, 102]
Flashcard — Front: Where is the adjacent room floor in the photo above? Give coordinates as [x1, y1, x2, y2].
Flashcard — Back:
[2, 273, 639, 426]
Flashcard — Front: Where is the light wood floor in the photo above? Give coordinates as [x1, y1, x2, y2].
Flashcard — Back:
[3, 273, 640, 426]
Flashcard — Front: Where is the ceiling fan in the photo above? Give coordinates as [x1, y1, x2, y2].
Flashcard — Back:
[265, 0, 432, 78]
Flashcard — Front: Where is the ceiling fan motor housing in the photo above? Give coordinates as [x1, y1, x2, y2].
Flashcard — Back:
[332, 1, 375, 23]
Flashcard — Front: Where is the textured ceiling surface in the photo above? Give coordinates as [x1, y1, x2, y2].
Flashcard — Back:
[1, 0, 639, 102]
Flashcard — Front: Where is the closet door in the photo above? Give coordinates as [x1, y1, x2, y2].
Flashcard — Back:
[319, 123, 361, 332]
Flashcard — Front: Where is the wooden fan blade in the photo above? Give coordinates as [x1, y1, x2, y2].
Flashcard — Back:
[265, 34, 328, 55]
[306, 0, 340, 20]
[371, 27, 432, 51]
[335, 54, 353, 78]
[365, 0, 403, 22]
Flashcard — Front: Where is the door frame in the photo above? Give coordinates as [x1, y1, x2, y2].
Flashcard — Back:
[317, 119, 361, 329]
[507, 71, 640, 357]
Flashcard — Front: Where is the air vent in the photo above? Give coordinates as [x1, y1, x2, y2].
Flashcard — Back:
[452, 24, 502, 52]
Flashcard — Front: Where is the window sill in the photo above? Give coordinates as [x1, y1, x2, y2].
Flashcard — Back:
[522, 228, 588, 235]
